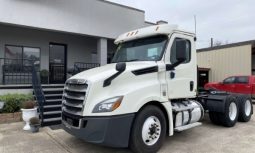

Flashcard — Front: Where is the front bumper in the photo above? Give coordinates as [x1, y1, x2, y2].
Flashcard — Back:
[62, 111, 135, 148]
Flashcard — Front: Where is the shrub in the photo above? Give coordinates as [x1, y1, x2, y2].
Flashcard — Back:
[22, 100, 36, 109]
[0, 94, 34, 113]
[40, 69, 49, 77]
[29, 117, 40, 125]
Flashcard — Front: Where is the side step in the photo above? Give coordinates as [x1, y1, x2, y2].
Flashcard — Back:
[174, 122, 202, 132]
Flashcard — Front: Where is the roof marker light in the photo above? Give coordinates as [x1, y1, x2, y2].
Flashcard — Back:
[130, 32, 135, 36]
[135, 31, 139, 35]
[126, 33, 130, 37]
[156, 26, 160, 31]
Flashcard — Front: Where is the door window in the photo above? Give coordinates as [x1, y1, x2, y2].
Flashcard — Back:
[235, 76, 249, 84]
[223, 77, 235, 84]
[170, 38, 191, 64]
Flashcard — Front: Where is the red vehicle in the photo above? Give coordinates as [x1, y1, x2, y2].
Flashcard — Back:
[204, 76, 255, 98]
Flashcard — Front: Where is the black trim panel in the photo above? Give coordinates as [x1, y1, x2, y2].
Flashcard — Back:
[62, 113, 135, 148]
[132, 66, 158, 75]
[103, 71, 122, 87]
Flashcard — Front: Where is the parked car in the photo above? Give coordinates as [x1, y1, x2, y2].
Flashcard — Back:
[205, 76, 255, 97]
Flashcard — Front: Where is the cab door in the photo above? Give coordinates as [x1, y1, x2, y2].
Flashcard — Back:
[234, 76, 251, 94]
[221, 77, 236, 93]
[165, 33, 197, 99]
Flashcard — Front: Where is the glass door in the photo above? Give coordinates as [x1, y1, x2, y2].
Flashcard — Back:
[49, 43, 67, 84]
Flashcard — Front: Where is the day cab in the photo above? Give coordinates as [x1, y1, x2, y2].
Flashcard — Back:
[61, 24, 253, 153]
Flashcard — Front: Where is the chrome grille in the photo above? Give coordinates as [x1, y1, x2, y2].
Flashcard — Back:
[62, 79, 87, 115]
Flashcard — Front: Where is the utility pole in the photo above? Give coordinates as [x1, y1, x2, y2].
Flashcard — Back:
[211, 38, 214, 47]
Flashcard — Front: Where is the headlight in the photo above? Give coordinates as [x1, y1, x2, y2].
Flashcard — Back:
[92, 96, 123, 113]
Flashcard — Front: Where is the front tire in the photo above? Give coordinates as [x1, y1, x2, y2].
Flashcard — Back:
[130, 105, 166, 153]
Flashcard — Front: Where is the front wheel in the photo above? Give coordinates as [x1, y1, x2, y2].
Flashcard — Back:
[130, 105, 166, 153]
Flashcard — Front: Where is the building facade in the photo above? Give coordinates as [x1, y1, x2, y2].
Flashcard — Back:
[0, 0, 154, 85]
[197, 40, 255, 87]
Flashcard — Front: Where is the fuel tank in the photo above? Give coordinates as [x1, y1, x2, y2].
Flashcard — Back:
[172, 100, 204, 127]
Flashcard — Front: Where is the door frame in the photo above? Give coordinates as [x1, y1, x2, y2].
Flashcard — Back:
[49, 42, 67, 84]
[198, 68, 210, 89]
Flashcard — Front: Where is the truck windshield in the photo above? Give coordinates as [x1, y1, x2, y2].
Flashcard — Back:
[111, 35, 168, 63]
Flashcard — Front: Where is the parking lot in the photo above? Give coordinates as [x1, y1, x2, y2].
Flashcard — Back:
[0, 105, 255, 153]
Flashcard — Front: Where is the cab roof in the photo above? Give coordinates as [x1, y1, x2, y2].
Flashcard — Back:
[114, 24, 195, 44]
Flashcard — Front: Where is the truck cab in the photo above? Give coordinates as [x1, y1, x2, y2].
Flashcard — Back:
[61, 24, 253, 153]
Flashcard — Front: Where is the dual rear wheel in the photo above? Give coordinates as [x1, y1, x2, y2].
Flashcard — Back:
[209, 95, 253, 127]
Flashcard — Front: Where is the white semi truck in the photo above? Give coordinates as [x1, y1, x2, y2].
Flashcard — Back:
[62, 24, 253, 153]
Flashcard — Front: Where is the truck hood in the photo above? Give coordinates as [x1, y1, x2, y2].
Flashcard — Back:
[70, 61, 158, 82]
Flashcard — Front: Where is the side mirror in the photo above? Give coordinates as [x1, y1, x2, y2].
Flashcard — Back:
[116, 62, 126, 72]
[176, 40, 187, 62]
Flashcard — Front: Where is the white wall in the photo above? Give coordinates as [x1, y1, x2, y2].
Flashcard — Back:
[0, 0, 146, 39]
[0, 24, 98, 70]
[197, 45, 252, 82]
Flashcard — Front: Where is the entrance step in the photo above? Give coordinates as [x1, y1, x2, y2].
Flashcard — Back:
[33, 84, 64, 127]
[43, 105, 62, 112]
[44, 99, 62, 106]
[42, 117, 62, 126]
[43, 111, 62, 118]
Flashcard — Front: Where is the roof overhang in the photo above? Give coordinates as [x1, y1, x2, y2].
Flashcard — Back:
[198, 40, 255, 52]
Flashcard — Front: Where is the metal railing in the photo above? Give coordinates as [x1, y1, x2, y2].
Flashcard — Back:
[73, 62, 100, 75]
[30, 60, 45, 125]
[0, 58, 44, 124]
[0, 58, 40, 85]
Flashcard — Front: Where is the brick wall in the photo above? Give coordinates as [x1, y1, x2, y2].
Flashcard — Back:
[0, 112, 22, 124]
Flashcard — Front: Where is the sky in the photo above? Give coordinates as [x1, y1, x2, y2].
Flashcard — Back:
[107, 0, 255, 49]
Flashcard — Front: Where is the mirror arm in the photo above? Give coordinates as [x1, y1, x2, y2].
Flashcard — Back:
[166, 59, 185, 71]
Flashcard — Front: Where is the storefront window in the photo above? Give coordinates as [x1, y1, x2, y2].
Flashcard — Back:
[5, 45, 40, 70]
[23, 47, 40, 70]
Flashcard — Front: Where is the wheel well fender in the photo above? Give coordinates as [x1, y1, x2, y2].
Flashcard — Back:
[204, 94, 238, 113]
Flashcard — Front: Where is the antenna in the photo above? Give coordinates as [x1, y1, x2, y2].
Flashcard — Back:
[194, 15, 197, 36]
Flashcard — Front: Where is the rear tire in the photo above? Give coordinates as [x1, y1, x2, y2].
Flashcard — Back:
[129, 105, 166, 153]
[219, 96, 239, 127]
[237, 95, 253, 122]
[209, 112, 221, 125]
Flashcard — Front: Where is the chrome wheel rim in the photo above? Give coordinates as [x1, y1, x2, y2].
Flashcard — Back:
[229, 102, 237, 121]
[245, 100, 252, 116]
[142, 116, 161, 146]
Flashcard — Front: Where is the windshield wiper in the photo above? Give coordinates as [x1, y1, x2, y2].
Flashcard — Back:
[111, 59, 141, 63]
[126, 59, 140, 62]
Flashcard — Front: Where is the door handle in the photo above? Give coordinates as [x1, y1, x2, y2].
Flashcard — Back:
[170, 71, 175, 79]
[190, 81, 194, 91]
